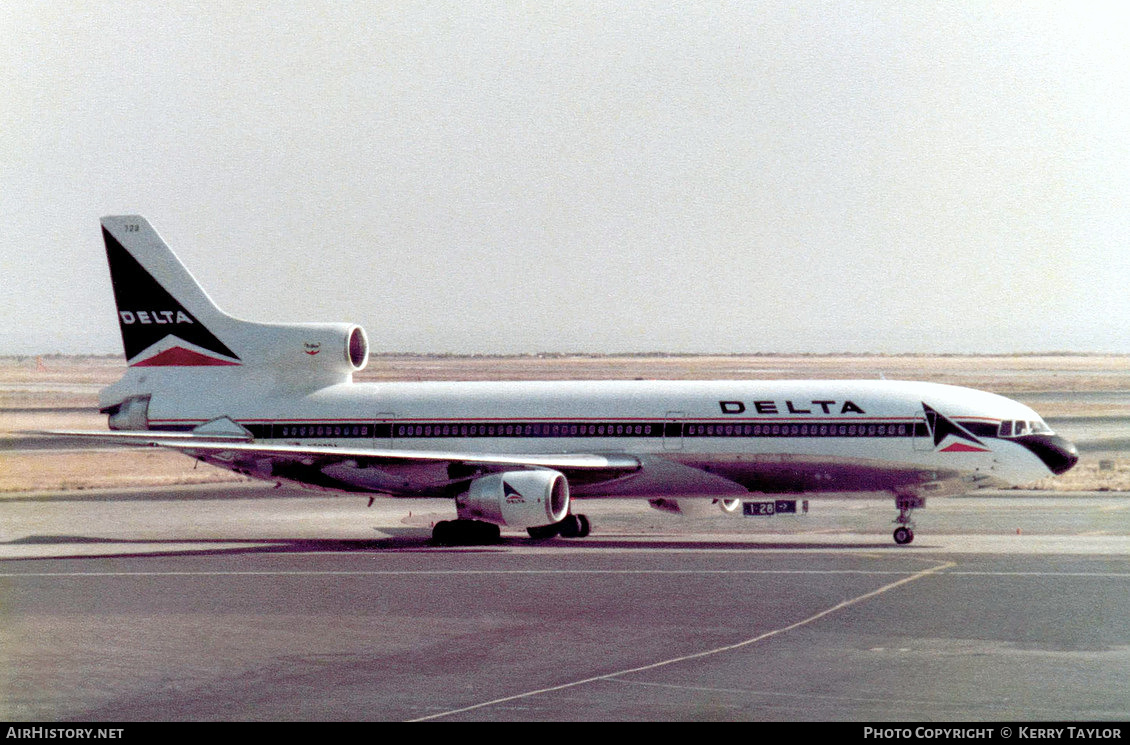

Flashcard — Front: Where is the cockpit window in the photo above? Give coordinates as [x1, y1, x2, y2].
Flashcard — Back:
[998, 419, 1053, 438]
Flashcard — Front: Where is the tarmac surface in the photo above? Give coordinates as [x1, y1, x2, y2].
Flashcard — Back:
[1, 485, 1128, 721]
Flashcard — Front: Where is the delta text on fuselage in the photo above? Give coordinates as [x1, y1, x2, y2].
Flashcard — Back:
[719, 399, 866, 415]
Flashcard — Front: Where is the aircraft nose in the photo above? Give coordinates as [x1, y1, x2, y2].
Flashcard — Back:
[1021, 434, 1079, 475]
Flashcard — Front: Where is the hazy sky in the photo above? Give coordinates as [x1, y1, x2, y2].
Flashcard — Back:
[3, 2, 1128, 355]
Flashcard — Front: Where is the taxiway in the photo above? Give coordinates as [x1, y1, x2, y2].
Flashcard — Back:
[0, 486, 1127, 721]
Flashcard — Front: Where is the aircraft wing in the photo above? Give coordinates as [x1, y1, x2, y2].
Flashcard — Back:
[39, 430, 641, 473]
[163, 440, 640, 472]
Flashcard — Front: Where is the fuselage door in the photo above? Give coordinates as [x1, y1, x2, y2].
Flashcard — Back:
[663, 411, 685, 451]
[374, 412, 395, 447]
[912, 412, 933, 451]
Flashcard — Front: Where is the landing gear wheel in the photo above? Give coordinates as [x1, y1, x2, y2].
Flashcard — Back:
[432, 520, 454, 546]
[476, 521, 501, 544]
[558, 514, 581, 538]
[432, 519, 501, 546]
[558, 516, 578, 538]
[526, 523, 560, 540]
[892, 495, 923, 546]
[527, 513, 592, 540]
[555, 513, 593, 539]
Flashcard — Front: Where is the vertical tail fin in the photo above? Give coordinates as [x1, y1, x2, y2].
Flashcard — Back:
[101, 216, 242, 367]
[99, 216, 367, 394]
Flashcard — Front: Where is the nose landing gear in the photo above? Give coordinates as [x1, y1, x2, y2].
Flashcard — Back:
[893, 495, 925, 545]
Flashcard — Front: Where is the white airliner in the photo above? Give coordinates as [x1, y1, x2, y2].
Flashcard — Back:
[59, 216, 1078, 545]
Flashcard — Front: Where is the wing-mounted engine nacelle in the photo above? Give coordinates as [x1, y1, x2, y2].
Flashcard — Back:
[648, 498, 742, 516]
[457, 470, 570, 528]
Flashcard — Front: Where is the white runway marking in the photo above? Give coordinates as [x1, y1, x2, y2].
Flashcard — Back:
[408, 560, 956, 722]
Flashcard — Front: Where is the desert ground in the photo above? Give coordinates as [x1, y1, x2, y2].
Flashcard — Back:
[2, 353, 1129, 493]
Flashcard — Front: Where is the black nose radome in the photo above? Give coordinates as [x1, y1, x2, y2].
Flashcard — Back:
[1018, 434, 1079, 475]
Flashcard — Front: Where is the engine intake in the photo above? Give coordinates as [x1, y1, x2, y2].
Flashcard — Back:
[457, 470, 570, 528]
[347, 326, 369, 370]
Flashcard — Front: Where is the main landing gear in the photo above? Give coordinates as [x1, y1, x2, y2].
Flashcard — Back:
[527, 513, 591, 540]
[431, 513, 592, 546]
[893, 495, 925, 545]
[431, 519, 500, 546]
